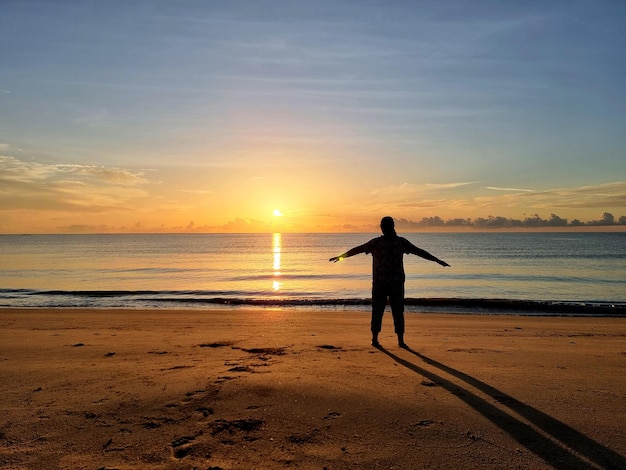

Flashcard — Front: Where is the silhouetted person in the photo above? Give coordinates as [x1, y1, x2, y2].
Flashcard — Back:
[329, 216, 450, 347]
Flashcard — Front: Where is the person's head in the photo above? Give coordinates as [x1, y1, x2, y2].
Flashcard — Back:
[380, 216, 396, 237]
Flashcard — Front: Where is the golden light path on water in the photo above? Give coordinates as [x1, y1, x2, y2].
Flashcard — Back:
[272, 232, 282, 292]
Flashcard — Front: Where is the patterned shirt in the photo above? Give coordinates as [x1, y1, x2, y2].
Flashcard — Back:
[360, 235, 420, 285]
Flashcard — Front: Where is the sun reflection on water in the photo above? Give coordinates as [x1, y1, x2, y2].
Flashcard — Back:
[272, 233, 282, 291]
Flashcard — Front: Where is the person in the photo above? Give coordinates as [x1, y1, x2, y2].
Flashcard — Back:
[329, 216, 450, 348]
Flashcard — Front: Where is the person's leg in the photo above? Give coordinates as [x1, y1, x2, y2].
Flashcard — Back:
[389, 283, 406, 347]
[371, 283, 387, 346]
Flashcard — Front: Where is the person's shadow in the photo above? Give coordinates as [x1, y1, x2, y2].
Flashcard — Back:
[375, 345, 625, 470]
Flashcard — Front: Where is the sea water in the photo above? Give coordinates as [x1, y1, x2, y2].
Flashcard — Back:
[0, 232, 624, 315]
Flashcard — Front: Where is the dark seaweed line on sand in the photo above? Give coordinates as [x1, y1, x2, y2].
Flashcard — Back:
[143, 297, 625, 316]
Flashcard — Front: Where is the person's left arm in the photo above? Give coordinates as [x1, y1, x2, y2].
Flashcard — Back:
[404, 239, 450, 267]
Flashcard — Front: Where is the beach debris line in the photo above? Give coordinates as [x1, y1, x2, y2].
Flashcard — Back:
[199, 341, 233, 348]
[210, 418, 265, 436]
[241, 347, 286, 356]
[317, 344, 342, 350]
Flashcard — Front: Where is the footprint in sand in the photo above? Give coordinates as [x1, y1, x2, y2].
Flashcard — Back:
[196, 406, 214, 417]
[210, 418, 264, 436]
[199, 342, 234, 349]
[215, 376, 237, 384]
[171, 435, 197, 459]
[242, 347, 286, 355]
[317, 344, 342, 351]
[227, 365, 254, 373]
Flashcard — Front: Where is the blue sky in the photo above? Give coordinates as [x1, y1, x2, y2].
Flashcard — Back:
[1, 0, 625, 232]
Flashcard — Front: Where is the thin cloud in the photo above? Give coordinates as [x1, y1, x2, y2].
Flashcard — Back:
[427, 182, 477, 189]
[373, 181, 477, 196]
[0, 156, 147, 185]
[451, 182, 626, 214]
[485, 186, 534, 192]
[370, 183, 421, 197]
[219, 218, 272, 232]
[517, 182, 626, 208]
[0, 155, 56, 181]
[181, 189, 213, 195]
[61, 165, 147, 185]
[363, 181, 626, 222]
[398, 199, 449, 209]
[0, 156, 150, 214]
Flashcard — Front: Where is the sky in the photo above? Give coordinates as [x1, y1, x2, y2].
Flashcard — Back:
[1, 0, 625, 233]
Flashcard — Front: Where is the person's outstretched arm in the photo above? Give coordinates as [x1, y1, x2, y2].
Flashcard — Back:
[329, 243, 368, 262]
[405, 240, 450, 267]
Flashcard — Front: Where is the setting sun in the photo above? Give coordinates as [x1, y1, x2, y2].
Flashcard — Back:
[273, 209, 284, 217]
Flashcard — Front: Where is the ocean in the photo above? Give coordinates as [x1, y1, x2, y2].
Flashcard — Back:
[0, 232, 624, 316]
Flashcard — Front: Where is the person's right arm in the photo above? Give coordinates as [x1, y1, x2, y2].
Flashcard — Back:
[329, 243, 369, 262]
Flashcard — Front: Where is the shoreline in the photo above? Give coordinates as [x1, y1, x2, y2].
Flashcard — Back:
[2, 296, 625, 317]
[1, 308, 625, 469]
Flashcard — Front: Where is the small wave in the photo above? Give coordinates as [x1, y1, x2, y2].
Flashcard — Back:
[228, 273, 364, 281]
[404, 298, 625, 316]
[1, 289, 623, 316]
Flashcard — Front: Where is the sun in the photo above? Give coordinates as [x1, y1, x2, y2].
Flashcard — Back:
[273, 209, 284, 217]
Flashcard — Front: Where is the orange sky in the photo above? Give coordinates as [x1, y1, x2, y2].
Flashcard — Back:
[0, 153, 623, 233]
[1, 2, 625, 233]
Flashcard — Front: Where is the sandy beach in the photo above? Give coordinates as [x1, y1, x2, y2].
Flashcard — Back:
[0, 308, 624, 469]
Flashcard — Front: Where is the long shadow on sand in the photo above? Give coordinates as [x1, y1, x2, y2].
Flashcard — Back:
[377, 345, 625, 470]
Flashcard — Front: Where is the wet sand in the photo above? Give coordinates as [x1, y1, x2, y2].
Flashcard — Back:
[0, 308, 625, 469]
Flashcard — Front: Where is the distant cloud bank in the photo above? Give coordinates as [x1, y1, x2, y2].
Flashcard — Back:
[396, 212, 626, 229]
